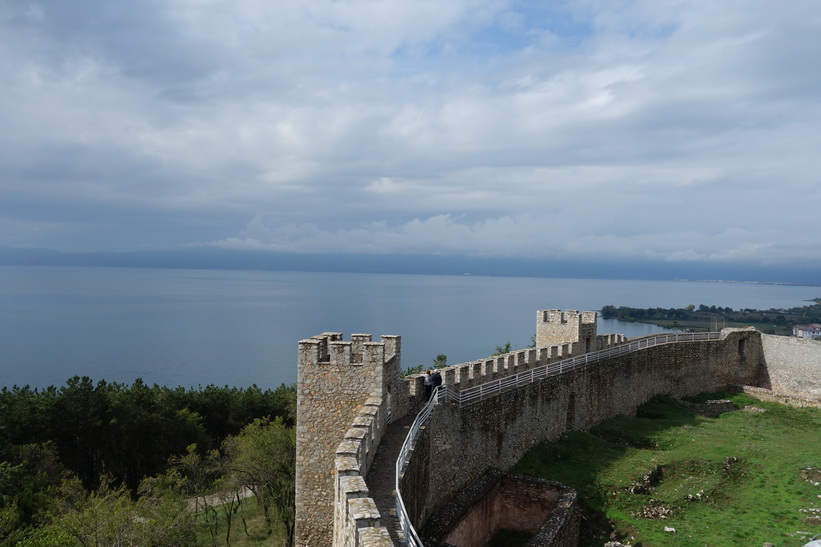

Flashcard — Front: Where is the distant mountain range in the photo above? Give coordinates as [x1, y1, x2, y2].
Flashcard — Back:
[0, 245, 817, 285]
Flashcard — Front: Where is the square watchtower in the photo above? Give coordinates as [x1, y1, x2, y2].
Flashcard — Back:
[294, 332, 402, 546]
[536, 309, 598, 353]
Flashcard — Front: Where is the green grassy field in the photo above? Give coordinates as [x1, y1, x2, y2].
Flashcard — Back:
[510, 393, 821, 546]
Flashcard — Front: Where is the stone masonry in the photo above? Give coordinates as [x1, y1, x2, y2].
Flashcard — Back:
[295, 332, 406, 546]
[536, 309, 598, 353]
[294, 310, 821, 546]
[760, 333, 821, 401]
[399, 328, 765, 531]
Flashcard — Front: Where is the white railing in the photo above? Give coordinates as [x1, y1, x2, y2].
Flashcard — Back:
[393, 331, 721, 544]
[454, 332, 721, 407]
[395, 385, 449, 546]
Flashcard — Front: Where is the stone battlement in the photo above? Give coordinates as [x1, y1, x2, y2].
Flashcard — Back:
[294, 310, 821, 546]
[536, 309, 599, 352]
[404, 333, 626, 407]
[539, 309, 598, 324]
[295, 310, 621, 546]
[333, 396, 393, 546]
[299, 332, 401, 367]
[295, 333, 405, 546]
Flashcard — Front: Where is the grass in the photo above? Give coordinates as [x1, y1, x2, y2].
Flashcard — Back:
[509, 393, 821, 546]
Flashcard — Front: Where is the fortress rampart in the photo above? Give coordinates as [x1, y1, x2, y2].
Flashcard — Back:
[294, 310, 821, 546]
[400, 329, 762, 533]
[759, 333, 821, 401]
[295, 332, 405, 546]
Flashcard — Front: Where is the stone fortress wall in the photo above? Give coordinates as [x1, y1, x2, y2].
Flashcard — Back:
[294, 310, 821, 546]
[760, 333, 821, 402]
[295, 332, 406, 546]
[400, 328, 763, 536]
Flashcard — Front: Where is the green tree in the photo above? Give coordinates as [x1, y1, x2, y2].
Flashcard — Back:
[24, 477, 194, 547]
[224, 417, 296, 546]
[432, 354, 448, 369]
[493, 342, 512, 355]
[170, 444, 223, 513]
[401, 364, 424, 377]
[51, 376, 112, 490]
[0, 442, 67, 539]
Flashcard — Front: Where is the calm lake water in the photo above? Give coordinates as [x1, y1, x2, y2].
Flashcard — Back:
[1, 266, 818, 389]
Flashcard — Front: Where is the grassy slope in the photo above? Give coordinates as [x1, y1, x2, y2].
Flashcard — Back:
[510, 393, 821, 546]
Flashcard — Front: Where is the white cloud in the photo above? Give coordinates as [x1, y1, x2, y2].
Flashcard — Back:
[1, 0, 820, 270]
[212, 211, 820, 267]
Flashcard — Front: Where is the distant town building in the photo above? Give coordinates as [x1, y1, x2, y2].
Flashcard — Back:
[793, 324, 821, 339]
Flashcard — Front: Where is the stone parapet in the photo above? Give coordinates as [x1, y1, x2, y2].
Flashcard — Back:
[295, 332, 404, 547]
[400, 329, 765, 534]
[331, 396, 394, 546]
[296, 310, 821, 546]
[405, 332, 627, 409]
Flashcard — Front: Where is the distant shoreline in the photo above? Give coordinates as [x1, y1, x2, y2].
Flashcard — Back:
[600, 299, 821, 336]
[1, 246, 818, 287]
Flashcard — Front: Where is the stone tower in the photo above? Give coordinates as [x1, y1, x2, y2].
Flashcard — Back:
[294, 332, 402, 546]
[536, 309, 598, 353]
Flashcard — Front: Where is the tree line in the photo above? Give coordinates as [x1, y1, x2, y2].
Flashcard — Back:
[0, 377, 296, 545]
[601, 298, 821, 335]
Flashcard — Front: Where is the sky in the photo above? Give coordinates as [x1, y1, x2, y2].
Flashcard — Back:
[1, 0, 820, 275]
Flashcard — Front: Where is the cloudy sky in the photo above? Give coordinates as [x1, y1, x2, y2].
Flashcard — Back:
[1, 0, 819, 273]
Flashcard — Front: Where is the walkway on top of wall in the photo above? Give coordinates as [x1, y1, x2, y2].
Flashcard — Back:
[448, 331, 722, 406]
[391, 330, 728, 546]
[365, 413, 416, 544]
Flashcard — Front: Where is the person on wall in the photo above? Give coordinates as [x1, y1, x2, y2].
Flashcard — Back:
[424, 369, 433, 400]
[431, 368, 443, 397]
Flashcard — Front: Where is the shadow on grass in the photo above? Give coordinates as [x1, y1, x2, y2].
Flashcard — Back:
[509, 394, 704, 545]
[513, 396, 702, 494]
[510, 391, 821, 546]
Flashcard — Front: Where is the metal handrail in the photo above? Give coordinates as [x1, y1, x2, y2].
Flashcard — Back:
[393, 331, 721, 543]
[456, 332, 720, 406]
[395, 385, 446, 546]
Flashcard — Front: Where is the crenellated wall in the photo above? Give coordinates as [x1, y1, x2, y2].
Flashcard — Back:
[536, 309, 599, 352]
[294, 309, 821, 546]
[403, 332, 627, 410]
[400, 329, 765, 530]
[295, 332, 404, 546]
[332, 394, 394, 547]
[295, 310, 625, 545]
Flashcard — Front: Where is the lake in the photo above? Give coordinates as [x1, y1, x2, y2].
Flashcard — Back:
[1, 265, 817, 389]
